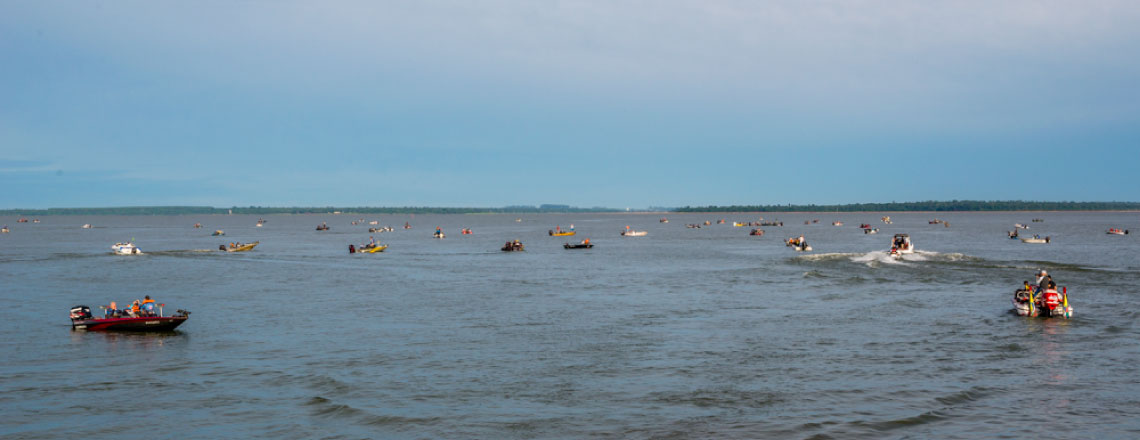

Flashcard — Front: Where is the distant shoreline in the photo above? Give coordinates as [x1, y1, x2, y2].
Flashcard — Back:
[2, 201, 1139, 216]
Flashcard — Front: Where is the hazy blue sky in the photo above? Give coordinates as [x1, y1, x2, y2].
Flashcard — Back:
[3, 1, 1138, 208]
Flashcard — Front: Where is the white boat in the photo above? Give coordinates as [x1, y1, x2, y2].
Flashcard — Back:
[1011, 287, 1072, 318]
[1021, 236, 1050, 244]
[1014, 223, 1029, 229]
[1, 226, 9, 233]
[1107, 228, 1128, 235]
[111, 242, 142, 255]
[890, 234, 914, 259]
[621, 230, 648, 237]
[82, 224, 93, 229]
[864, 228, 878, 234]
[832, 221, 843, 226]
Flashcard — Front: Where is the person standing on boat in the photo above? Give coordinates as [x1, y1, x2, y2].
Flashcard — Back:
[1035, 270, 1052, 293]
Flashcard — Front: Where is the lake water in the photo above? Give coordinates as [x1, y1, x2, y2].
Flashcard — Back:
[2, 212, 1139, 439]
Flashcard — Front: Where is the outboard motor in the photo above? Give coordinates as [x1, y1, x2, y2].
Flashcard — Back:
[70, 305, 92, 321]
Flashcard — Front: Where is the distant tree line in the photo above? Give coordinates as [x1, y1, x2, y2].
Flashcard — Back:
[672, 200, 1140, 212]
[0, 205, 623, 216]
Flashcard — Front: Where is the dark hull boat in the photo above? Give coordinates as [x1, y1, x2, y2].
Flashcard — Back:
[70, 305, 190, 331]
[564, 243, 593, 249]
[72, 316, 189, 331]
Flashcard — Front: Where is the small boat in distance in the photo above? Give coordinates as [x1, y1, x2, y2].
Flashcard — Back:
[1, 226, 9, 233]
[832, 221, 843, 226]
[1021, 236, 1050, 244]
[212, 230, 225, 236]
[194, 223, 202, 228]
[433, 227, 445, 239]
[750, 228, 764, 236]
[660, 218, 668, 223]
[316, 222, 330, 231]
[550, 226, 576, 236]
[564, 239, 593, 249]
[621, 226, 647, 237]
[111, 242, 142, 255]
[881, 216, 892, 224]
[1014, 223, 1029, 229]
[82, 224, 93, 229]
[502, 240, 525, 252]
[785, 236, 811, 251]
[220, 241, 259, 252]
[864, 228, 878, 234]
[350, 243, 387, 254]
[1107, 228, 1129, 235]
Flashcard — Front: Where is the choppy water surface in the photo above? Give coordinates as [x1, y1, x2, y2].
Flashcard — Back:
[2, 212, 1139, 439]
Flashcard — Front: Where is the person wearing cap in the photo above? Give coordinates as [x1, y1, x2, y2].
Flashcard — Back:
[1036, 270, 1052, 293]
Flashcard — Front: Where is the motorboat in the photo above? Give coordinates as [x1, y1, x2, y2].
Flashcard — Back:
[1014, 223, 1029, 229]
[502, 241, 525, 252]
[864, 228, 878, 234]
[760, 221, 783, 226]
[564, 240, 593, 249]
[889, 234, 914, 259]
[686, 224, 702, 229]
[1107, 228, 1129, 235]
[1011, 286, 1072, 318]
[550, 229, 576, 236]
[18, 218, 28, 223]
[859, 223, 871, 229]
[368, 220, 379, 225]
[881, 216, 892, 224]
[832, 221, 843, 226]
[749, 228, 764, 236]
[1, 226, 8, 233]
[1021, 236, 1050, 244]
[621, 226, 647, 237]
[70, 305, 190, 331]
[1032, 218, 1044, 223]
[212, 230, 225, 236]
[1008, 230, 1020, 239]
[220, 241, 259, 252]
[660, 218, 668, 223]
[350, 243, 387, 254]
[785, 237, 811, 251]
[433, 229, 446, 239]
[111, 242, 142, 255]
[316, 223, 330, 231]
[404, 222, 413, 229]
[717, 219, 726, 224]
[82, 224, 93, 229]
[194, 223, 202, 229]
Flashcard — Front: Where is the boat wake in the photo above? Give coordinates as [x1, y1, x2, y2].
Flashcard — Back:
[796, 251, 975, 268]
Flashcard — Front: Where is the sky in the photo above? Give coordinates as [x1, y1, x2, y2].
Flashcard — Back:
[2, 0, 1139, 209]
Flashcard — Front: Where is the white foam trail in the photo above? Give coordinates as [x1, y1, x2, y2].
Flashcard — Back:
[850, 250, 908, 267]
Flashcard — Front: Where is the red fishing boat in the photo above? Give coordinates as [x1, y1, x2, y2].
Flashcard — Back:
[70, 305, 190, 331]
